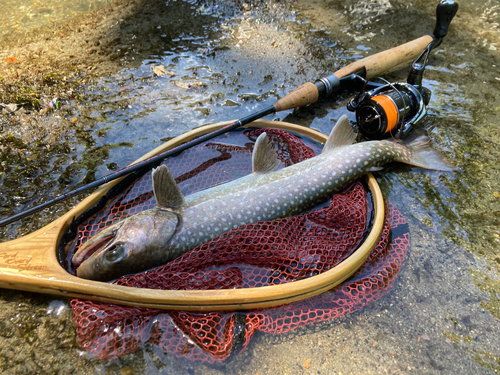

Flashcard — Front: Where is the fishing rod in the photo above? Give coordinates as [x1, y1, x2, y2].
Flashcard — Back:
[0, 0, 457, 228]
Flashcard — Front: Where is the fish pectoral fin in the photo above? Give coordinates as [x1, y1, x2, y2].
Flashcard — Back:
[152, 165, 185, 207]
[252, 132, 280, 173]
[322, 115, 357, 154]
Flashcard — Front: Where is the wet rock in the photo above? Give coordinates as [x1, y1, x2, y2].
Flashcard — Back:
[151, 65, 173, 77]
[1, 103, 17, 114]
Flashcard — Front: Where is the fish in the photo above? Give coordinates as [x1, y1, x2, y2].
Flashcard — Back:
[72, 115, 452, 281]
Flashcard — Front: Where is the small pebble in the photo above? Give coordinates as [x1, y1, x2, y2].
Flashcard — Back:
[303, 358, 311, 369]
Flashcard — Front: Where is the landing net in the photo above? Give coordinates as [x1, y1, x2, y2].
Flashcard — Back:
[66, 127, 409, 362]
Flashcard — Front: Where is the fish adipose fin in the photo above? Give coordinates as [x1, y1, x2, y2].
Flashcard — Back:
[390, 134, 454, 171]
[152, 165, 185, 207]
[252, 132, 280, 173]
[322, 115, 357, 154]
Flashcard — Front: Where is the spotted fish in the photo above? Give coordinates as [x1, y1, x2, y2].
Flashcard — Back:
[72, 116, 452, 281]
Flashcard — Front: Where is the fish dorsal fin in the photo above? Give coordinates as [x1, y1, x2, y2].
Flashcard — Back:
[322, 115, 357, 154]
[152, 165, 185, 207]
[252, 132, 280, 173]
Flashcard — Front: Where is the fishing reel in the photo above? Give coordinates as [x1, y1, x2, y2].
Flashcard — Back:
[347, 80, 430, 140]
[347, 46, 434, 140]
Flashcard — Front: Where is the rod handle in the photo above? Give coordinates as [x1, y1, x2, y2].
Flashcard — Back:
[334, 35, 433, 80]
[273, 82, 319, 112]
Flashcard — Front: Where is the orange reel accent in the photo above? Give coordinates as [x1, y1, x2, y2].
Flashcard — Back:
[372, 95, 398, 133]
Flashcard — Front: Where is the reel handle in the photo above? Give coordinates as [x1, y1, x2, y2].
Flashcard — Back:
[433, 0, 459, 38]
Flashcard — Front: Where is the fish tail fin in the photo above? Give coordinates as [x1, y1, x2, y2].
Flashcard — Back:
[389, 134, 454, 171]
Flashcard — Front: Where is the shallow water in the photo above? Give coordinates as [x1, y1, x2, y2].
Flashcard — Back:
[1, 0, 114, 38]
[1, 0, 500, 373]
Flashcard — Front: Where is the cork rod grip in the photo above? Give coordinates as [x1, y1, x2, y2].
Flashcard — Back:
[333, 35, 434, 80]
[273, 82, 319, 112]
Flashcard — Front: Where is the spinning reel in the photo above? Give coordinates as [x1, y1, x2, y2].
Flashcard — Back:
[346, 49, 433, 140]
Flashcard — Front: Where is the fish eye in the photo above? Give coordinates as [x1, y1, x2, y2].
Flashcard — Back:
[104, 244, 126, 263]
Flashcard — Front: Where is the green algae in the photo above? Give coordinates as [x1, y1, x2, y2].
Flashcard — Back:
[469, 350, 500, 374]
[442, 331, 473, 344]
[470, 269, 500, 321]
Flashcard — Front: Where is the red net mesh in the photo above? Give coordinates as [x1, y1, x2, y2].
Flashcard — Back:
[68, 128, 409, 363]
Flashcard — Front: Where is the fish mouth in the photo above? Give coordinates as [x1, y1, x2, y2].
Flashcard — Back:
[72, 230, 117, 268]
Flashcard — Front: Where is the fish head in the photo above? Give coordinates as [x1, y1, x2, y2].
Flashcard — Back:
[72, 208, 180, 281]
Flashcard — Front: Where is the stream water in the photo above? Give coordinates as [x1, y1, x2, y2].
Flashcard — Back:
[0, 0, 499, 373]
